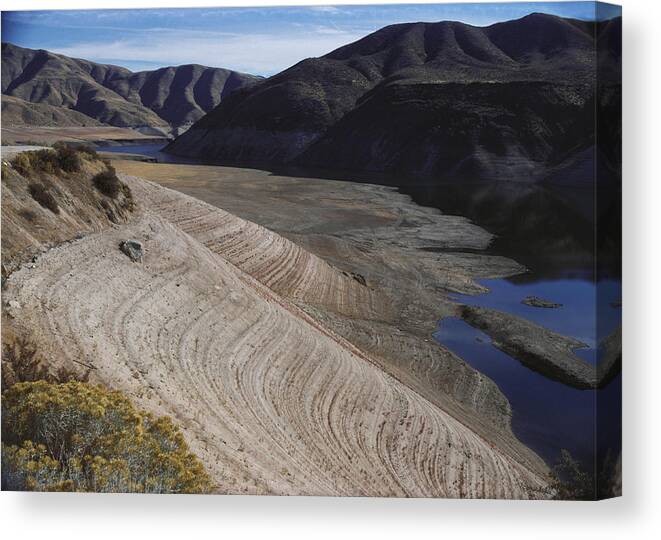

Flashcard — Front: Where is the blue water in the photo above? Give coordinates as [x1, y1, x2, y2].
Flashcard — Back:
[96, 143, 202, 164]
[448, 278, 622, 363]
[434, 276, 622, 470]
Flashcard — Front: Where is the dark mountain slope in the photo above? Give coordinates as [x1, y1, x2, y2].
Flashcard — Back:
[167, 13, 621, 180]
[1, 43, 261, 130]
[300, 81, 594, 179]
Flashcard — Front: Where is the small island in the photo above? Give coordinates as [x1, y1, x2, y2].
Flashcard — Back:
[521, 295, 563, 309]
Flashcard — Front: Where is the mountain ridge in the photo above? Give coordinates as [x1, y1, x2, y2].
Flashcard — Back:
[1, 42, 262, 131]
[166, 13, 621, 180]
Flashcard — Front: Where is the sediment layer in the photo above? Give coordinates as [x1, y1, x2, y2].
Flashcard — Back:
[4, 172, 548, 497]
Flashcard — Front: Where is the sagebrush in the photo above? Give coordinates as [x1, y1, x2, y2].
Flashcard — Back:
[28, 182, 59, 213]
[1, 381, 212, 493]
[92, 165, 121, 198]
[10, 143, 98, 177]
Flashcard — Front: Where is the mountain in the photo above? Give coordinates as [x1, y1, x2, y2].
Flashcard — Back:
[166, 13, 621, 180]
[1, 42, 261, 132]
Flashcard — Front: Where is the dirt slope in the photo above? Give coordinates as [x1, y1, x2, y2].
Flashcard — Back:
[1, 151, 133, 274]
[123, 171, 547, 475]
[2, 169, 547, 497]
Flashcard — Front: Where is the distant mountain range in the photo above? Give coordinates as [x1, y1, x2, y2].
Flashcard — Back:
[166, 13, 621, 180]
[1, 42, 261, 134]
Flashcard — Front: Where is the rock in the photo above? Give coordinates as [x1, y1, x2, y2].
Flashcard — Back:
[119, 240, 144, 262]
[6, 300, 21, 310]
[459, 305, 596, 389]
[350, 272, 367, 286]
[521, 296, 563, 309]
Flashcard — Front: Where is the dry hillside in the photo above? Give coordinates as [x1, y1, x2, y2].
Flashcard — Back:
[2, 43, 261, 130]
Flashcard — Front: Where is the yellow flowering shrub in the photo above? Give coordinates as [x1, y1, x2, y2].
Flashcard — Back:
[1, 381, 212, 493]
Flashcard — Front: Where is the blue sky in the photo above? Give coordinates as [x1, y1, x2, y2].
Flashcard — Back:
[1, 3, 621, 75]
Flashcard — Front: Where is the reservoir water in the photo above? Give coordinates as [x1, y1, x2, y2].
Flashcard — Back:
[96, 143, 201, 164]
[433, 278, 621, 471]
[399, 180, 622, 473]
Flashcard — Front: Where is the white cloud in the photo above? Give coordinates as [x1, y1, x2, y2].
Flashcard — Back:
[308, 6, 345, 15]
[51, 27, 365, 75]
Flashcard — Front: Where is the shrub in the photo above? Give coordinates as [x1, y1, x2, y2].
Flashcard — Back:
[28, 149, 60, 175]
[54, 365, 90, 384]
[53, 143, 82, 173]
[76, 144, 99, 159]
[1, 381, 212, 493]
[11, 150, 58, 176]
[93, 166, 121, 198]
[10, 152, 32, 176]
[548, 450, 594, 500]
[120, 182, 135, 211]
[2, 441, 68, 491]
[1, 337, 89, 390]
[28, 182, 59, 214]
[11, 145, 91, 177]
[53, 141, 98, 160]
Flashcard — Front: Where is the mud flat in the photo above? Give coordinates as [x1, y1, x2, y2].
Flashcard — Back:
[1, 126, 169, 146]
[457, 305, 595, 389]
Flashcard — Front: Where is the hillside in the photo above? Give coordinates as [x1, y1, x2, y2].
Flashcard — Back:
[166, 13, 621, 180]
[1, 147, 134, 275]
[1, 149, 547, 496]
[1, 95, 104, 127]
[1, 43, 261, 131]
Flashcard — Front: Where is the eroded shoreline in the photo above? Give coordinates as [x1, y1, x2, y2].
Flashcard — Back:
[2, 153, 550, 496]
[109, 160, 588, 467]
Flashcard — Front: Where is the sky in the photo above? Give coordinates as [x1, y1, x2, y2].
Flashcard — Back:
[1, 3, 621, 76]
